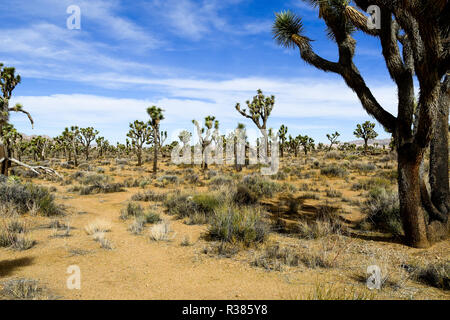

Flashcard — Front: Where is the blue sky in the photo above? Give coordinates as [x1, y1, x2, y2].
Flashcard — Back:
[1, 0, 398, 144]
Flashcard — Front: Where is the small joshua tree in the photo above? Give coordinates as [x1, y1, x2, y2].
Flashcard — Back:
[326, 131, 340, 151]
[192, 116, 219, 170]
[278, 124, 288, 158]
[298, 134, 315, 156]
[127, 120, 152, 166]
[147, 106, 165, 174]
[287, 135, 300, 157]
[235, 89, 275, 161]
[69, 126, 81, 167]
[29, 136, 49, 161]
[79, 127, 99, 161]
[354, 121, 378, 154]
[96, 136, 109, 158]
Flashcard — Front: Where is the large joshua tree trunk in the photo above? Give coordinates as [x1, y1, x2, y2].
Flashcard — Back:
[398, 146, 430, 248]
[137, 147, 142, 167]
[0, 143, 9, 176]
[429, 76, 450, 215]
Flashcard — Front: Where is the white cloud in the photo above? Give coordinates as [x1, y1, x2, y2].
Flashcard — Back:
[9, 76, 397, 143]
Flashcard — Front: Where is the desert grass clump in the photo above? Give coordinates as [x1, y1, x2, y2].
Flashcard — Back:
[92, 232, 113, 249]
[0, 279, 46, 300]
[296, 219, 340, 239]
[325, 189, 343, 198]
[157, 175, 179, 184]
[252, 243, 300, 271]
[300, 252, 334, 269]
[208, 206, 268, 247]
[120, 202, 144, 220]
[79, 182, 124, 195]
[128, 217, 145, 235]
[408, 262, 450, 291]
[305, 283, 375, 300]
[84, 219, 112, 235]
[352, 162, 377, 173]
[131, 190, 167, 202]
[0, 180, 62, 216]
[149, 220, 174, 241]
[324, 150, 343, 160]
[180, 235, 191, 246]
[0, 218, 35, 251]
[320, 165, 348, 178]
[361, 187, 402, 236]
[209, 176, 233, 189]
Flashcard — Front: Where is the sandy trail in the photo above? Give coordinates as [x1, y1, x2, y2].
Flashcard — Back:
[0, 186, 325, 299]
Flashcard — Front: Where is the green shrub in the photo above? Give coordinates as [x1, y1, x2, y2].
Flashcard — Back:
[362, 187, 402, 235]
[120, 202, 144, 220]
[164, 192, 223, 219]
[208, 207, 268, 247]
[0, 180, 62, 216]
[142, 211, 161, 224]
[320, 165, 348, 178]
[241, 175, 281, 198]
[78, 173, 110, 185]
[233, 185, 258, 205]
[351, 177, 392, 191]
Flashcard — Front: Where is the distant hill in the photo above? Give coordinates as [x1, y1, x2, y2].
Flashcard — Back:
[21, 134, 53, 141]
[346, 138, 391, 146]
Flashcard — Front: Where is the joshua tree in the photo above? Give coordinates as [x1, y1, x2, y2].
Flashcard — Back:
[95, 136, 109, 158]
[232, 123, 247, 171]
[0, 63, 34, 175]
[29, 136, 49, 161]
[326, 131, 340, 151]
[192, 116, 219, 170]
[298, 134, 315, 156]
[127, 120, 152, 166]
[147, 106, 165, 174]
[354, 121, 378, 154]
[78, 127, 99, 161]
[287, 135, 300, 157]
[273, 1, 449, 247]
[1, 124, 22, 160]
[68, 126, 81, 167]
[235, 89, 275, 161]
[278, 125, 288, 158]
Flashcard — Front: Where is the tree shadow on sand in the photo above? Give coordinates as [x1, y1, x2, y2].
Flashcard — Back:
[0, 257, 35, 277]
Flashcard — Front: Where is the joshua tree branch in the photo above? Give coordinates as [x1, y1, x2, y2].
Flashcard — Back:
[9, 107, 34, 128]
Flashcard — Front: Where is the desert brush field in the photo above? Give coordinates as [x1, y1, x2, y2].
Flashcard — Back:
[0, 149, 448, 300]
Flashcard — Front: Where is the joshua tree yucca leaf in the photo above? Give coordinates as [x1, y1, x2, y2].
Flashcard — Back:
[272, 11, 306, 49]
